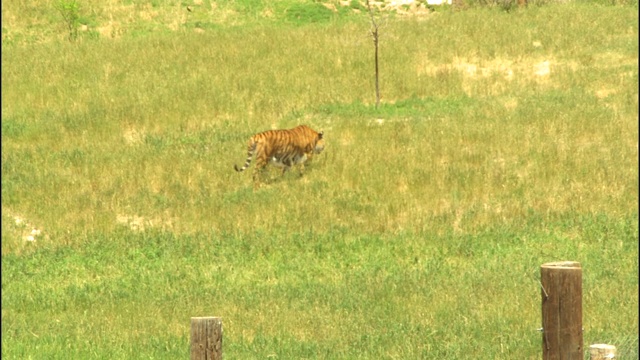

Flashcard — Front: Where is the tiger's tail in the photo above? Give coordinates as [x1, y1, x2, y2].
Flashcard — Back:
[234, 141, 257, 172]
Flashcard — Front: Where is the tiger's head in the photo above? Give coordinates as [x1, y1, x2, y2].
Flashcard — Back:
[314, 131, 325, 154]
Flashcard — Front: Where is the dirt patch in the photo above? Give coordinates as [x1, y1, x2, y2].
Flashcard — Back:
[3, 210, 46, 243]
[416, 54, 563, 95]
[123, 127, 146, 145]
[418, 55, 553, 81]
[116, 213, 176, 232]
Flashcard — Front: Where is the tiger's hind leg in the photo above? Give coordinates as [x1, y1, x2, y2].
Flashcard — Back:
[252, 153, 270, 188]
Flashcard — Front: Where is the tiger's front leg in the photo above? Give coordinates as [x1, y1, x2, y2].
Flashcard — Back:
[294, 153, 308, 177]
[294, 162, 305, 177]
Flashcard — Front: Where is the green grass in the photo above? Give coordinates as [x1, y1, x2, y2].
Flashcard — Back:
[2, 218, 637, 358]
[2, 1, 638, 358]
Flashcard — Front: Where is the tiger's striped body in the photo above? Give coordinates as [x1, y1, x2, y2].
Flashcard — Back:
[234, 125, 325, 186]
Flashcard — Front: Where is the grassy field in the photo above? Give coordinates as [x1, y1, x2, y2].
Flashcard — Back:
[2, 0, 638, 358]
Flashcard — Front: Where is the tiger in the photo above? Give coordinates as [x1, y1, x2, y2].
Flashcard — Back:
[234, 125, 325, 186]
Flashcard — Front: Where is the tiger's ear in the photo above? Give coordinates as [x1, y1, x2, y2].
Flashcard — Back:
[318, 131, 324, 139]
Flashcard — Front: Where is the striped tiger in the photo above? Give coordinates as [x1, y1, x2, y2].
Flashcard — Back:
[234, 125, 325, 185]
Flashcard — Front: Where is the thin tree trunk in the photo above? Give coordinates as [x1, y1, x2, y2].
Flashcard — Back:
[366, 0, 381, 108]
[373, 27, 380, 108]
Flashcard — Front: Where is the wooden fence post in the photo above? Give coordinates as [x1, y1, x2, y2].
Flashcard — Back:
[190, 317, 222, 360]
[540, 261, 583, 360]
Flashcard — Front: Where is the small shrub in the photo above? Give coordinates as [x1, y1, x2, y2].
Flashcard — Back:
[55, 0, 80, 41]
[283, 2, 336, 24]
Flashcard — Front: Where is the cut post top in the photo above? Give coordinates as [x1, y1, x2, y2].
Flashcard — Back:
[541, 261, 581, 269]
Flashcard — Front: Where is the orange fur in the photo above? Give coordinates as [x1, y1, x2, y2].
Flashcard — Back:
[234, 125, 325, 186]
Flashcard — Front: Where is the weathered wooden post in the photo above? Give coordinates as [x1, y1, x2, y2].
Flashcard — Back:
[190, 317, 222, 360]
[540, 261, 583, 360]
